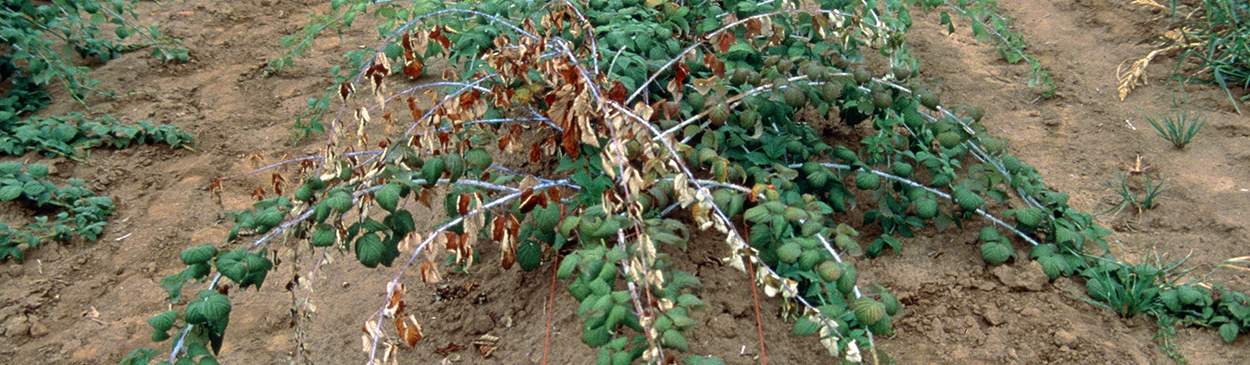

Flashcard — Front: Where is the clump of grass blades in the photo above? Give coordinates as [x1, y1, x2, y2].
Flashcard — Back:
[1144, 107, 1204, 149]
[1099, 173, 1168, 217]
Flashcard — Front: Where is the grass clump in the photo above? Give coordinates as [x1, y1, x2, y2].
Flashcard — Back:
[1144, 107, 1205, 149]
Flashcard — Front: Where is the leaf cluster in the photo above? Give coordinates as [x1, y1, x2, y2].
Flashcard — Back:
[0, 161, 115, 261]
[0, 113, 194, 158]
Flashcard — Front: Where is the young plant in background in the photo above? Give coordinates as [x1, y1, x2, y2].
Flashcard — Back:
[1144, 107, 1205, 149]
[1100, 172, 1168, 217]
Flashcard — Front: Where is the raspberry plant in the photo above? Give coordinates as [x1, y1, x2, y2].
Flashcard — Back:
[124, 0, 1250, 364]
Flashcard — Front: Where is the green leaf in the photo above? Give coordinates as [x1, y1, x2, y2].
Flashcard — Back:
[25, 164, 48, 179]
[254, 210, 284, 232]
[582, 324, 611, 348]
[215, 253, 247, 284]
[940, 12, 954, 34]
[179, 244, 217, 265]
[980, 240, 1012, 265]
[116, 348, 156, 365]
[310, 226, 336, 247]
[355, 232, 384, 268]
[0, 185, 21, 201]
[147, 310, 178, 332]
[52, 124, 77, 143]
[676, 293, 705, 311]
[197, 290, 231, 322]
[1037, 254, 1068, 280]
[375, 183, 401, 212]
[517, 240, 542, 271]
[0, 162, 20, 175]
[115, 26, 133, 39]
[385, 210, 415, 235]
[743, 205, 770, 224]
[662, 328, 688, 351]
[160, 272, 186, 302]
[22, 180, 45, 198]
[557, 252, 581, 279]
[1219, 322, 1239, 343]
[791, 316, 820, 336]
[324, 191, 353, 213]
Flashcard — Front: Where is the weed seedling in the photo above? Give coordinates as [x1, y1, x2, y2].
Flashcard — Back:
[1144, 107, 1205, 149]
[1100, 172, 1168, 217]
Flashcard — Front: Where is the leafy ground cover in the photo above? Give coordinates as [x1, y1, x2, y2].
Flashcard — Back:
[0, 0, 1247, 364]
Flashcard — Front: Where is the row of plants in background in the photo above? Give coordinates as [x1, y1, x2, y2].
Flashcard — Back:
[0, 112, 194, 158]
[121, 0, 1247, 365]
[1, 0, 190, 150]
[917, 0, 1055, 97]
[0, 1, 194, 262]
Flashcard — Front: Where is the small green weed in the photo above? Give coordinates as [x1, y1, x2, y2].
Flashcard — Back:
[1144, 107, 1205, 149]
[1100, 172, 1168, 216]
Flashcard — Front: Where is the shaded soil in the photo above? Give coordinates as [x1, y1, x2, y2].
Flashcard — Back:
[0, 0, 1247, 364]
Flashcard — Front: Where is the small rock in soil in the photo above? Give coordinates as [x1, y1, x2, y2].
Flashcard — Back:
[979, 305, 1006, 326]
[4, 315, 29, 338]
[27, 316, 47, 338]
[1053, 329, 1078, 347]
[990, 262, 1048, 291]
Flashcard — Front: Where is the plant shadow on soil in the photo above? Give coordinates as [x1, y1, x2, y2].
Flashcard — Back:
[0, 0, 1247, 364]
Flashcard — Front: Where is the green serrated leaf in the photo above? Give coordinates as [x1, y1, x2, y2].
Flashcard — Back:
[791, 316, 820, 336]
[160, 272, 186, 302]
[582, 324, 611, 348]
[198, 290, 231, 321]
[558, 252, 582, 279]
[180, 244, 217, 265]
[215, 255, 247, 284]
[355, 232, 384, 268]
[310, 226, 336, 247]
[1219, 322, 1239, 343]
[117, 348, 156, 365]
[375, 183, 401, 212]
[518, 240, 542, 271]
[662, 328, 688, 351]
[980, 240, 1012, 265]
[0, 185, 23, 201]
[26, 164, 48, 179]
[147, 310, 178, 333]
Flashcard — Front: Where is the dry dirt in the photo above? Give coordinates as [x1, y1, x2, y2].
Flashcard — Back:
[1, 0, 1247, 364]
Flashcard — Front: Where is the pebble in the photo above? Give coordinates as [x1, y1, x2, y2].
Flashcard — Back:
[27, 316, 47, 338]
[980, 305, 1006, 326]
[990, 261, 1048, 291]
[1053, 329, 1078, 347]
[3, 315, 29, 338]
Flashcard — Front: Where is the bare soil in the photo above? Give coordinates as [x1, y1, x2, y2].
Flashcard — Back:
[1, 0, 1247, 364]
